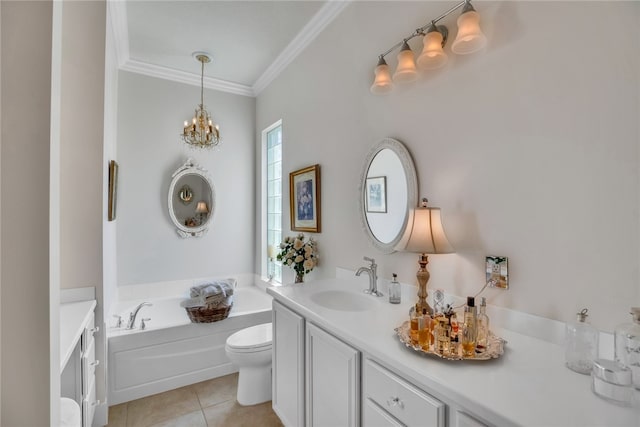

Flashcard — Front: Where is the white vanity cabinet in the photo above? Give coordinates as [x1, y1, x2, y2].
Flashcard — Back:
[272, 301, 305, 427]
[60, 300, 98, 427]
[81, 314, 100, 427]
[363, 358, 445, 427]
[272, 301, 360, 427]
[306, 322, 360, 427]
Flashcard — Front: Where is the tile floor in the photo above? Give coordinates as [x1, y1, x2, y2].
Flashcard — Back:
[106, 373, 283, 427]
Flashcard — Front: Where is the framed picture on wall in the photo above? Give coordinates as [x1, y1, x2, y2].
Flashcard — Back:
[108, 160, 118, 221]
[365, 176, 387, 213]
[289, 164, 321, 233]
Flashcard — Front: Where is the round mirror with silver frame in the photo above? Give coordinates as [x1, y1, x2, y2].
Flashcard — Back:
[358, 138, 418, 253]
[168, 158, 215, 238]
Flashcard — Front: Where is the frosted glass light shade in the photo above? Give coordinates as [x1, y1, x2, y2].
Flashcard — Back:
[395, 207, 454, 254]
[417, 31, 448, 70]
[451, 9, 487, 54]
[393, 41, 418, 83]
[370, 58, 393, 94]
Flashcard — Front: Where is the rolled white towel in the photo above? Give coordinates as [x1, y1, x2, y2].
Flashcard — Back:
[180, 296, 206, 308]
[190, 278, 236, 298]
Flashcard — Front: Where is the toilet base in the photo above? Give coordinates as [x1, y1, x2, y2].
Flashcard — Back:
[237, 365, 272, 406]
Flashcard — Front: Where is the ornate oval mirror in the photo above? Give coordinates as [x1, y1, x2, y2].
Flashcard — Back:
[168, 158, 215, 238]
[359, 138, 418, 253]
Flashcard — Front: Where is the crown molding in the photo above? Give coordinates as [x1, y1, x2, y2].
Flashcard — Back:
[107, 0, 349, 98]
[252, 0, 350, 96]
[121, 59, 255, 97]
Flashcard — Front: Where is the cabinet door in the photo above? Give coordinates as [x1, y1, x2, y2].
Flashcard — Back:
[272, 301, 305, 427]
[306, 322, 360, 427]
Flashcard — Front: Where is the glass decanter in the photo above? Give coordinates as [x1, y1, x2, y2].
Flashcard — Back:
[565, 308, 599, 375]
[614, 307, 640, 390]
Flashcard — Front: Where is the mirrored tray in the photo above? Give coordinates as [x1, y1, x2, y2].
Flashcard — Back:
[395, 321, 505, 361]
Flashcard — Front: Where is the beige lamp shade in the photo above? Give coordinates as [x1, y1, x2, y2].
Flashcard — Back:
[195, 201, 209, 214]
[451, 8, 487, 55]
[370, 57, 393, 94]
[417, 30, 448, 70]
[395, 206, 454, 254]
[393, 41, 418, 83]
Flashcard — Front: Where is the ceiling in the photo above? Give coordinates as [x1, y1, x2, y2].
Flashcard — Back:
[110, 1, 349, 97]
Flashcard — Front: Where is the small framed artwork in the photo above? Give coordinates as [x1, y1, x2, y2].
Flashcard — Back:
[486, 256, 509, 289]
[108, 160, 118, 221]
[365, 176, 387, 213]
[289, 164, 321, 233]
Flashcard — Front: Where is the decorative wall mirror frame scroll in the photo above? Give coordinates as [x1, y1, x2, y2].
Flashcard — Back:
[358, 138, 418, 253]
[168, 158, 215, 238]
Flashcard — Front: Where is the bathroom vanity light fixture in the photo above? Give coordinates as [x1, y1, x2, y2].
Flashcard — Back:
[395, 198, 455, 315]
[181, 52, 221, 149]
[370, 0, 487, 94]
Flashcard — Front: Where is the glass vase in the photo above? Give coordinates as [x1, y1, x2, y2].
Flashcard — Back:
[295, 273, 304, 283]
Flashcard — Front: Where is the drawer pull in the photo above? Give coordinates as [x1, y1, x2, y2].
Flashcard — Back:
[90, 360, 100, 367]
[387, 396, 404, 409]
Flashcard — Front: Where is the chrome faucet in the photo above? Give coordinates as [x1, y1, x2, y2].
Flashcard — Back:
[356, 256, 383, 297]
[126, 302, 152, 329]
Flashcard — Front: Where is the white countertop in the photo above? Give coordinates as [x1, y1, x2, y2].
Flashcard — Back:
[60, 300, 96, 371]
[267, 278, 639, 427]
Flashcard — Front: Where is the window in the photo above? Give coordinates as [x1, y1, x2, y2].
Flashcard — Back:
[265, 121, 282, 282]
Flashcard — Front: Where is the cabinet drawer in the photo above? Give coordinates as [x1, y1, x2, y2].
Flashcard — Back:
[363, 398, 403, 427]
[364, 359, 445, 427]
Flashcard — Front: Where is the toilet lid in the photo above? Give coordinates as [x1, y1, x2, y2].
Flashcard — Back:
[227, 322, 272, 350]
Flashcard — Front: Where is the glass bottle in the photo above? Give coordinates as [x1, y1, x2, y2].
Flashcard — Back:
[409, 304, 419, 345]
[565, 308, 599, 375]
[418, 308, 432, 351]
[388, 273, 401, 304]
[444, 305, 459, 354]
[434, 316, 451, 356]
[461, 296, 477, 358]
[614, 307, 640, 389]
[476, 297, 490, 353]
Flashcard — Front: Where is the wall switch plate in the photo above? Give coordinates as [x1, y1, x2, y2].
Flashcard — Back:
[486, 256, 509, 289]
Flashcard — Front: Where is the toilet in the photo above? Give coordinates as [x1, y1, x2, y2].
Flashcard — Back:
[225, 322, 273, 406]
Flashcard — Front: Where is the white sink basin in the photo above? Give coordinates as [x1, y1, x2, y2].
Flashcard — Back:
[309, 290, 378, 312]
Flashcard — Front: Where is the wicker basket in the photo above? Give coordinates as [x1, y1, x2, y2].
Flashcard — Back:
[185, 298, 233, 323]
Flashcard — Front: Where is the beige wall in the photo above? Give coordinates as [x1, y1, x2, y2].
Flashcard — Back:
[116, 72, 256, 287]
[256, 1, 640, 332]
[1, 1, 53, 425]
[59, 0, 107, 419]
[60, 1, 105, 292]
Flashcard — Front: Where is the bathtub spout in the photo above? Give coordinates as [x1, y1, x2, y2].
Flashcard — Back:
[127, 302, 153, 329]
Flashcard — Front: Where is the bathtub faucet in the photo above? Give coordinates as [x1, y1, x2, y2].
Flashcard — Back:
[127, 302, 153, 329]
[356, 256, 383, 297]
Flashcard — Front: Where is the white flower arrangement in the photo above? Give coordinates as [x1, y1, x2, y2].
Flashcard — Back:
[276, 233, 318, 280]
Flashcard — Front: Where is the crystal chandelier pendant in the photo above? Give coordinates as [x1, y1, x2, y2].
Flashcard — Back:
[181, 52, 221, 149]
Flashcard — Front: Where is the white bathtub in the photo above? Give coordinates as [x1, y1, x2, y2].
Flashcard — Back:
[107, 283, 273, 405]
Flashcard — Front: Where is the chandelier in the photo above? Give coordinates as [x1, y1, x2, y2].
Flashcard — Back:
[181, 52, 221, 149]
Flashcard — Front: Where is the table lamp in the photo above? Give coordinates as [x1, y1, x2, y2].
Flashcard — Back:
[195, 201, 209, 224]
[395, 198, 454, 314]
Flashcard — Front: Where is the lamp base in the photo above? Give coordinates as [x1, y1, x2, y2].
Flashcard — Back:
[415, 254, 433, 315]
